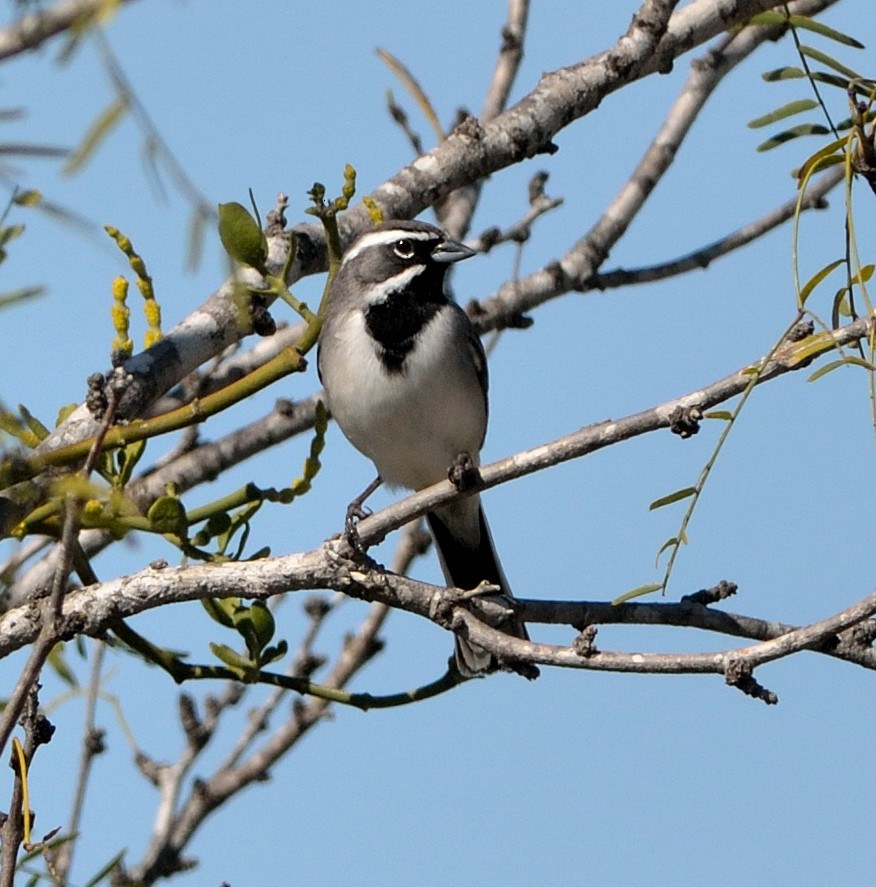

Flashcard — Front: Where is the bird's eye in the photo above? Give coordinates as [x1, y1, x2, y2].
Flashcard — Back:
[392, 239, 415, 259]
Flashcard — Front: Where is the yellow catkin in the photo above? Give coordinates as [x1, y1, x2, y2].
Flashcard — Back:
[105, 225, 163, 347]
[111, 275, 133, 357]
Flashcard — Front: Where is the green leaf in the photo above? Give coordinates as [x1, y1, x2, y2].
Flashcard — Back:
[116, 438, 146, 487]
[63, 96, 127, 176]
[748, 99, 818, 129]
[200, 596, 239, 629]
[12, 189, 42, 207]
[762, 65, 805, 82]
[761, 67, 851, 90]
[209, 642, 254, 677]
[748, 7, 864, 48]
[217, 201, 268, 272]
[612, 583, 663, 605]
[835, 108, 876, 133]
[47, 643, 79, 688]
[0, 223, 25, 248]
[649, 487, 697, 511]
[787, 16, 865, 49]
[231, 601, 273, 660]
[186, 205, 210, 272]
[757, 123, 830, 152]
[849, 264, 874, 287]
[204, 512, 232, 538]
[18, 405, 49, 442]
[245, 601, 276, 651]
[785, 331, 838, 367]
[747, 11, 790, 26]
[0, 286, 45, 310]
[82, 848, 127, 887]
[704, 410, 733, 421]
[795, 134, 850, 183]
[808, 71, 852, 90]
[260, 639, 288, 667]
[656, 536, 680, 562]
[800, 45, 862, 80]
[832, 287, 851, 323]
[799, 258, 845, 306]
[808, 356, 876, 382]
[147, 495, 188, 536]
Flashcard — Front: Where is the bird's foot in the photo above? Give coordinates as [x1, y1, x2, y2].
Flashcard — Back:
[448, 451, 481, 492]
[344, 501, 372, 556]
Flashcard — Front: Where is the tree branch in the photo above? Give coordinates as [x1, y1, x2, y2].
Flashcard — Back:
[0, 0, 139, 61]
[1, 0, 815, 494]
[473, 0, 838, 330]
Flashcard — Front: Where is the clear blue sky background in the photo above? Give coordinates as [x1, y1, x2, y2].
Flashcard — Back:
[2, 2, 876, 885]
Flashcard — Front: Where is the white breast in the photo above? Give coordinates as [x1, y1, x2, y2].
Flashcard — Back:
[321, 307, 486, 491]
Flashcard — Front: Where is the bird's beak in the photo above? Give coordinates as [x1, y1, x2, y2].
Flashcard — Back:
[432, 238, 477, 264]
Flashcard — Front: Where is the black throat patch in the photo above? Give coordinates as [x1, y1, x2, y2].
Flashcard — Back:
[364, 279, 447, 372]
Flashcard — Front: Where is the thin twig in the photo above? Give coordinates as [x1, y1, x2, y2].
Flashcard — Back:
[54, 639, 106, 881]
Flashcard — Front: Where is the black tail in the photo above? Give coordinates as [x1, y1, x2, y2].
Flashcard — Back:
[426, 497, 529, 676]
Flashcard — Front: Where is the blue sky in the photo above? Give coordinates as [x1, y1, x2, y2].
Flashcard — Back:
[2, 2, 876, 885]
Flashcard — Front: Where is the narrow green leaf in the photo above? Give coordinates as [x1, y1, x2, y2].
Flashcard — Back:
[656, 536, 680, 563]
[836, 107, 876, 132]
[762, 65, 805, 82]
[799, 258, 844, 305]
[612, 583, 663, 605]
[0, 142, 67, 159]
[809, 71, 851, 90]
[12, 189, 42, 207]
[795, 134, 850, 182]
[787, 15, 865, 48]
[186, 205, 209, 272]
[18, 405, 50, 441]
[800, 45, 862, 80]
[785, 331, 838, 367]
[116, 438, 147, 487]
[209, 642, 253, 676]
[704, 410, 733, 421]
[63, 96, 127, 176]
[757, 123, 830, 152]
[47, 643, 79, 688]
[0, 223, 24, 247]
[0, 286, 45, 310]
[649, 487, 697, 511]
[832, 287, 851, 324]
[808, 356, 876, 382]
[747, 11, 788, 27]
[82, 848, 127, 887]
[748, 99, 818, 129]
[849, 264, 874, 287]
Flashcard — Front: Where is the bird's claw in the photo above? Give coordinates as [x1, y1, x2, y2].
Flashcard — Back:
[344, 501, 372, 555]
[448, 451, 480, 492]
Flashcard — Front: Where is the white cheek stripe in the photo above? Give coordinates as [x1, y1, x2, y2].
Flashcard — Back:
[366, 265, 425, 303]
[342, 228, 436, 265]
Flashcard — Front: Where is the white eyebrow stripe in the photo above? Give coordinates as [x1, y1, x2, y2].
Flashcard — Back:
[342, 228, 437, 265]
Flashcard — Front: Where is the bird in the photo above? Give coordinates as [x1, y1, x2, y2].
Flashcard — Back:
[317, 218, 530, 677]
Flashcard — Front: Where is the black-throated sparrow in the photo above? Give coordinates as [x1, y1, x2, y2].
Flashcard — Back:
[317, 219, 529, 676]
